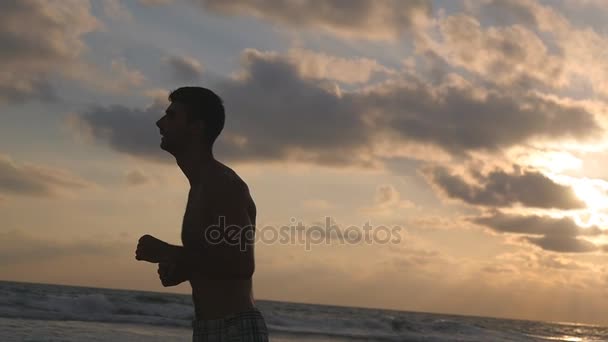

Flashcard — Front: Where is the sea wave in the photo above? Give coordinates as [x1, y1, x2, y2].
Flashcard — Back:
[2, 281, 606, 342]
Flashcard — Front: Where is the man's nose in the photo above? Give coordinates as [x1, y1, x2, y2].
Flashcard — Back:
[155, 118, 162, 130]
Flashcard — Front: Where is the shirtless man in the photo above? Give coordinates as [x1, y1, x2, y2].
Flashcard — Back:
[135, 87, 268, 341]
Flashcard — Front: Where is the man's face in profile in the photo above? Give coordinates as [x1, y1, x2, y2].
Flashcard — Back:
[156, 102, 199, 155]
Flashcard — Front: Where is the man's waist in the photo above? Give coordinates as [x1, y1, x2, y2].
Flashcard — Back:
[191, 306, 268, 337]
[194, 301, 256, 320]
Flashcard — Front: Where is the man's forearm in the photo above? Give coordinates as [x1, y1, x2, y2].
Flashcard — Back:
[165, 244, 253, 279]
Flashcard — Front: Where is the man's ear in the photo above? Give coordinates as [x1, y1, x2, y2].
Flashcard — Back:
[191, 120, 205, 138]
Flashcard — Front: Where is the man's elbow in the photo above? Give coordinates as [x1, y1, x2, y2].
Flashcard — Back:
[235, 260, 254, 279]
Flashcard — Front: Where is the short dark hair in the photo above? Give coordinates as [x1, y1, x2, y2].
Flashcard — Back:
[168, 87, 225, 146]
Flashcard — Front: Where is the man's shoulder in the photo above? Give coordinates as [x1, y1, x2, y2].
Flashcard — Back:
[206, 162, 249, 197]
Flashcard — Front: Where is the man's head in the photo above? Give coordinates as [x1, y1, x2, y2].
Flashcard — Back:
[156, 87, 225, 155]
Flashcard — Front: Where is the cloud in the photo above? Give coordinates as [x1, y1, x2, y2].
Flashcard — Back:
[215, 50, 379, 167]
[231, 49, 396, 85]
[125, 169, 149, 186]
[72, 49, 378, 168]
[471, 211, 602, 253]
[67, 103, 169, 164]
[163, 55, 204, 82]
[200, 0, 431, 41]
[215, 49, 600, 164]
[0, 230, 126, 265]
[405, 214, 468, 231]
[368, 78, 600, 157]
[387, 244, 445, 268]
[535, 253, 589, 271]
[138, 0, 173, 5]
[141, 0, 431, 42]
[376, 184, 402, 205]
[425, 14, 565, 88]
[360, 184, 415, 215]
[0, 155, 92, 198]
[142, 88, 171, 107]
[524, 235, 598, 253]
[424, 165, 585, 209]
[111, 59, 146, 87]
[102, 0, 133, 22]
[471, 211, 600, 237]
[284, 48, 395, 84]
[483, 250, 591, 275]
[0, 0, 101, 104]
[472, 0, 608, 97]
[482, 264, 517, 274]
[69, 48, 601, 168]
[477, 0, 539, 27]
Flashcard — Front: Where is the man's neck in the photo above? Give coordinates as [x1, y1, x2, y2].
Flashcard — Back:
[174, 145, 216, 187]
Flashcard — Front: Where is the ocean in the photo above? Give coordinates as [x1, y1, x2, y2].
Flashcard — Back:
[1, 280, 606, 341]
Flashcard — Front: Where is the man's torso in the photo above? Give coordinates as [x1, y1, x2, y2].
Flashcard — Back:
[182, 161, 256, 320]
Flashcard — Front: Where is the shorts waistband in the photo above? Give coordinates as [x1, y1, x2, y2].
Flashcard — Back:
[191, 307, 265, 330]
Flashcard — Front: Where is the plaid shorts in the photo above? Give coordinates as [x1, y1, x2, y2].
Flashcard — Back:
[192, 307, 269, 342]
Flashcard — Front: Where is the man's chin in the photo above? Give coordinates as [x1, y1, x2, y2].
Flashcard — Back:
[160, 142, 177, 156]
[160, 141, 170, 152]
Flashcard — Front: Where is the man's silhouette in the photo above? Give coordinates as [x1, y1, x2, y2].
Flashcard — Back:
[135, 87, 268, 341]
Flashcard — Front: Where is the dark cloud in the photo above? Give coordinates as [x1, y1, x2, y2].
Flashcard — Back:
[478, 0, 538, 27]
[213, 50, 376, 167]
[70, 49, 601, 168]
[425, 166, 585, 209]
[471, 211, 600, 237]
[368, 79, 599, 156]
[70, 103, 170, 164]
[0, 155, 91, 197]
[200, 0, 431, 40]
[164, 55, 203, 82]
[0, 1, 99, 103]
[524, 235, 598, 253]
[471, 211, 602, 253]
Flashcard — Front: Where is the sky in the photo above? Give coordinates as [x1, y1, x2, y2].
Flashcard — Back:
[4, 0, 608, 325]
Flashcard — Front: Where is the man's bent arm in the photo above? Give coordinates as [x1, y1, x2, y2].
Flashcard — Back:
[166, 230, 254, 279]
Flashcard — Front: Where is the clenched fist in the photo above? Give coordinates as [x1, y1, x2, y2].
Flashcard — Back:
[135, 234, 171, 263]
[158, 262, 190, 287]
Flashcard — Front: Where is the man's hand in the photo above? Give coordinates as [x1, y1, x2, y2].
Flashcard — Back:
[135, 234, 172, 263]
[158, 262, 190, 287]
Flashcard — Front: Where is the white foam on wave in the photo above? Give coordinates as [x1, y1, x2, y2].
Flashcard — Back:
[0, 282, 193, 328]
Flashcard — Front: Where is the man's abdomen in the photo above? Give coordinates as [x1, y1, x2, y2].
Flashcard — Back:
[190, 277, 255, 320]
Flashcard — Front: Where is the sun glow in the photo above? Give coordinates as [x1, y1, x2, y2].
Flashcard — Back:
[567, 178, 608, 229]
[516, 150, 582, 173]
[572, 180, 608, 210]
[571, 209, 608, 228]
